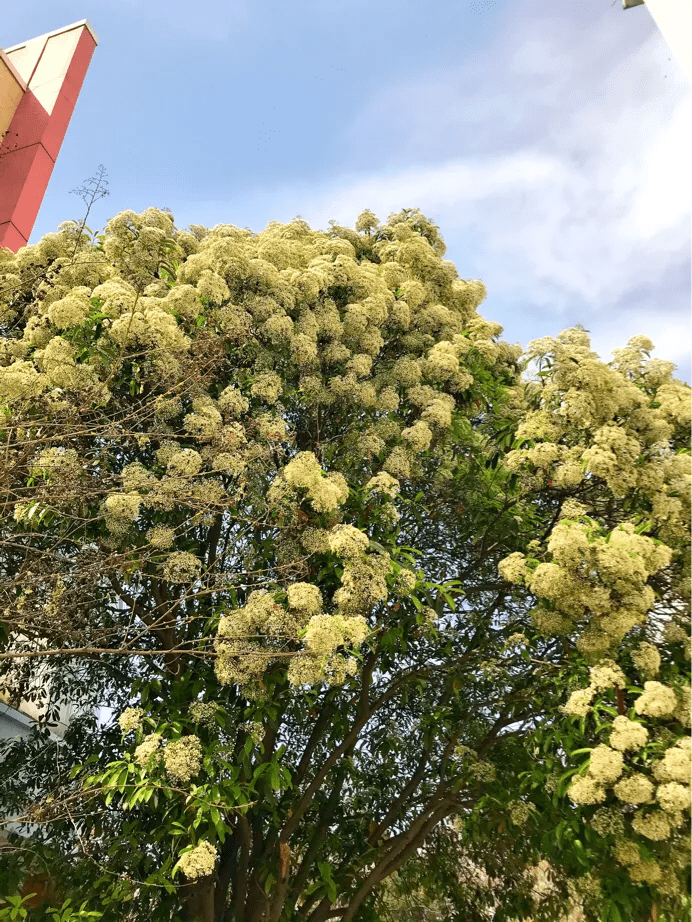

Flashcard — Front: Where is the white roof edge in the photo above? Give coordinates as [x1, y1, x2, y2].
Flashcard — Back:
[3, 18, 99, 54]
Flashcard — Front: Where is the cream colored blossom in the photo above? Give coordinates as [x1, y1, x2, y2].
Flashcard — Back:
[283, 452, 349, 512]
[588, 807, 625, 838]
[377, 386, 400, 412]
[38, 336, 100, 391]
[325, 652, 359, 686]
[587, 745, 624, 784]
[656, 782, 690, 815]
[421, 396, 454, 429]
[167, 449, 203, 477]
[424, 607, 438, 625]
[634, 681, 678, 718]
[631, 810, 671, 841]
[177, 841, 217, 880]
[588, 659, 627, 693]
[213, 451, 247, 476]
[401, 420, 433, 452]
[392, 356, 422, 387]
[507, 801, 536, 826]
[218, 385, 249, 418]
[189, 701, 217, 726]
[147, 525, 176, 549]
[303, 613, 369, 655]
[287, 652, 329, 687]
[251, 371, 283, 404]
[122, 461, 157, 492]
[469, 760, 496, 783]
[498, 552, 528, 585]
[630, 641, 661, 677]
[613, 839, 641, 866]
[134, 733, 162, 768]
[567, 776, 606, 805]
[561, 687, 594, 718]
[364, 472, 400, 498]
[184, 404, 223, 442]
[105, 492, 142, 522]
[301, 528, 331, 555]
[423, 343, 459, 381]
[328, 524, 369, 559]
[162, 551, 202, 584]
[675, 685, 691, 727]
[164, 735, 203, 783]
[333, 553, 391, 614]
[197, 268, 230, 305]
[48, 295, 90, 329]
[346, 353, 373, 378]
[32, 446, 80, 476]
[393, 568, 417, 596]
[609, 715, 649, 752]
[287, 582, 323, 615]
[613, 774, 654, 804]
[528, 563, 568, 601]
[255, 412, 287, 442]
[652, 742, 691, 783]
[628, 860, 662, 884]
[118, 707, 144, 733]
[383, 446, 412, 480]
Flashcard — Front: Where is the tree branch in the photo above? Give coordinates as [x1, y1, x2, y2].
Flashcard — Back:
[232, 813, 252, 922]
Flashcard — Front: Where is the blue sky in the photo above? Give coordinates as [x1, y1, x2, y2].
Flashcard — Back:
[5, 0, 691, 381]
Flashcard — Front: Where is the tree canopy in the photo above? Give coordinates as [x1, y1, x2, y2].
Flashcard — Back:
[0, 205, 689, 922]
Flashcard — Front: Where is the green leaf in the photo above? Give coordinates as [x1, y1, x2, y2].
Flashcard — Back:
[253, 763, 269, 782]
[609, 904, 623, 922]
[269, 765, 281, 791]
[318, 861, 333, 881]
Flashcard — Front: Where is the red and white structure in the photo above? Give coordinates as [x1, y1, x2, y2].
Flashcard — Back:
[0, 19, 98, 254]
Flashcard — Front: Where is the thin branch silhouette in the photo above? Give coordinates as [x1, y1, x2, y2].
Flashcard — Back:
[68, 163, 111, 259]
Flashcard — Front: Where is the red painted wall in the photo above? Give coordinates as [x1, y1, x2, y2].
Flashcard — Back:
[0, 24, 97, 253]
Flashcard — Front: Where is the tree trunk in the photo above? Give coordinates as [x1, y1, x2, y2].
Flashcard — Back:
[181, 876, 216, 922]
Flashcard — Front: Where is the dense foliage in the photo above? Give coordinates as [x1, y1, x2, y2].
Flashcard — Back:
[0, 205, 689, 922]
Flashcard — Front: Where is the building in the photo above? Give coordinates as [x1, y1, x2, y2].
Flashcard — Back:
[0, 19, 98, 253]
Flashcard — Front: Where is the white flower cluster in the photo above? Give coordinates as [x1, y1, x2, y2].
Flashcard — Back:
[189, 701, 217, 726]
[118, 707, 144, 734]
[303, 612, 369, 656]
[364, 472, 400, 498]
[134, 733, 162, 769]
[286, 582, 323, 615]
[163, 735, 203, 784]
[177, 841, 217, 880]
[280, 452, 349, 513]
[500, 517, 673, 657]
[328, 524, 370, 559]
[162, 551, 202, 584]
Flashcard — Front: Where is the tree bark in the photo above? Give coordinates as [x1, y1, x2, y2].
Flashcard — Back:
[232, 813, 252, 922]
[181, 875, 216, 922]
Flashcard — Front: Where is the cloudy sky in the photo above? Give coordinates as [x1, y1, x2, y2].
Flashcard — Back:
[5, 0, 691, 381]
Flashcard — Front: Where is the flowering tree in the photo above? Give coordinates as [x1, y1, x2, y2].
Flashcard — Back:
[0, 205, 689, 922]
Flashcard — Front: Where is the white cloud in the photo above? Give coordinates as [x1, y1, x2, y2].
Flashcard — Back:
[173, 0, 690, 373]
